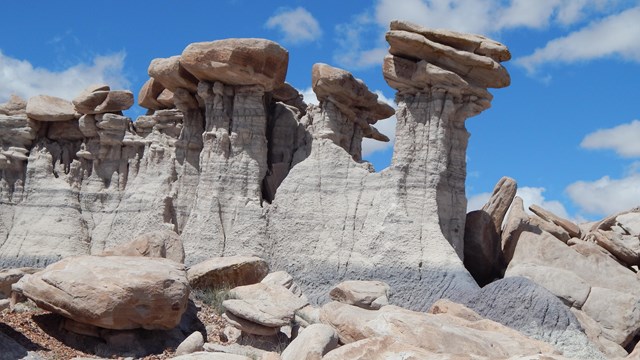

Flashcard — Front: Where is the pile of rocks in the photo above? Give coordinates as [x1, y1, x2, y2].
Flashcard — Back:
[465, 176, 640, 358]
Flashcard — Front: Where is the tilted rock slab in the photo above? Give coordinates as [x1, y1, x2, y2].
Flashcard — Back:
[12, 255, 190, 330]
[26, 95, 76, 121]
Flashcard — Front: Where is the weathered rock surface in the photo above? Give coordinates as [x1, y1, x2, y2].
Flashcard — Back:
[26, 95, 76, 121]
[280, 323, 337, 360]
[181, 38, 288, 91]
[329, 280, 389, 310]
[322, 336, 441, 359]
[102, 230, 185, 263]
[464, 176, 515, 285]
[503, 203, 640, 350]
[320, 301, 558, 358]
[188, 256, 269, 289]
[462, 276, 605, 359]
[12, 255, 189, 330]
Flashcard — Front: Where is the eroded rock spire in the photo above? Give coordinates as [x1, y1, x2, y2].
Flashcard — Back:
[383, 20, 511, 257]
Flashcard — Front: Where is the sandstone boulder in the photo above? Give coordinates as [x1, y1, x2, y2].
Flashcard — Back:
[261, 271, 304, 298]
[181, 38, 288, 91]
[280, 323, 338, 360]
[329, 280, 390, 310]
[464, 176, 516, 285]
[390, 20, 511, 62]
[187, 256, 269, 289]
[12, 255, 189, 330]
[138, 78, 167, 110]
[148, 56, 199, 93]
[322, 336, 465, 360]
[222, 311, 280, 336]
[26, 95, 76, 121]
[102, 229, 185, 263]
[222, 282, 308, 331]
[175, 331, 205, 356]
[320, 301, 557, 357]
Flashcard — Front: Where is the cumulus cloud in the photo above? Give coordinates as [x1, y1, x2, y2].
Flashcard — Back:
[567, 173, 640, 216]
[516, 6, 640, 73]
[335, 0, 630, 69]
[580, 119, 640, 157]
[0, 51, 129, 102]
[265, 7, 322, 44]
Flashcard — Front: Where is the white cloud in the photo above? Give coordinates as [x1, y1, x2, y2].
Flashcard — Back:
[298, 87, 396, 157]
[0, 51, 129, 102]
[567, 173, 640, 216]
[265, 7, 322, 44]
[580, 119, 640, 157]
[516, 6, 640, 73]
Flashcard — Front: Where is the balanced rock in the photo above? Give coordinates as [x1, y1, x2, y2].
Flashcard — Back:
[312, 63, 394, 123]
[329, 280, 390, 310]
[138, 78, 167, 110]
[148, 55, 199, 93]
[181, 38, 288, 91]
[187, 256, 269, 289]
[102, 229, 185, 263]
[12, 255, 189, 330]
[387, 21, 510, 89]
[26, 95, 76, 121]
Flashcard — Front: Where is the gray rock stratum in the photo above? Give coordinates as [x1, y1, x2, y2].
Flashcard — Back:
[0, 22, 509, 311]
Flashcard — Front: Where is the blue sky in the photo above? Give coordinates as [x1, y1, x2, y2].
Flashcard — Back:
[1, 0, 639, 222]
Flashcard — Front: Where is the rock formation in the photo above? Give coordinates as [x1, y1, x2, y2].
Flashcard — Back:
[0, 22, 509, 313]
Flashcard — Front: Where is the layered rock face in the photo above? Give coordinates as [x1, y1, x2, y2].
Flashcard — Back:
[0, 24, 510, 311]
